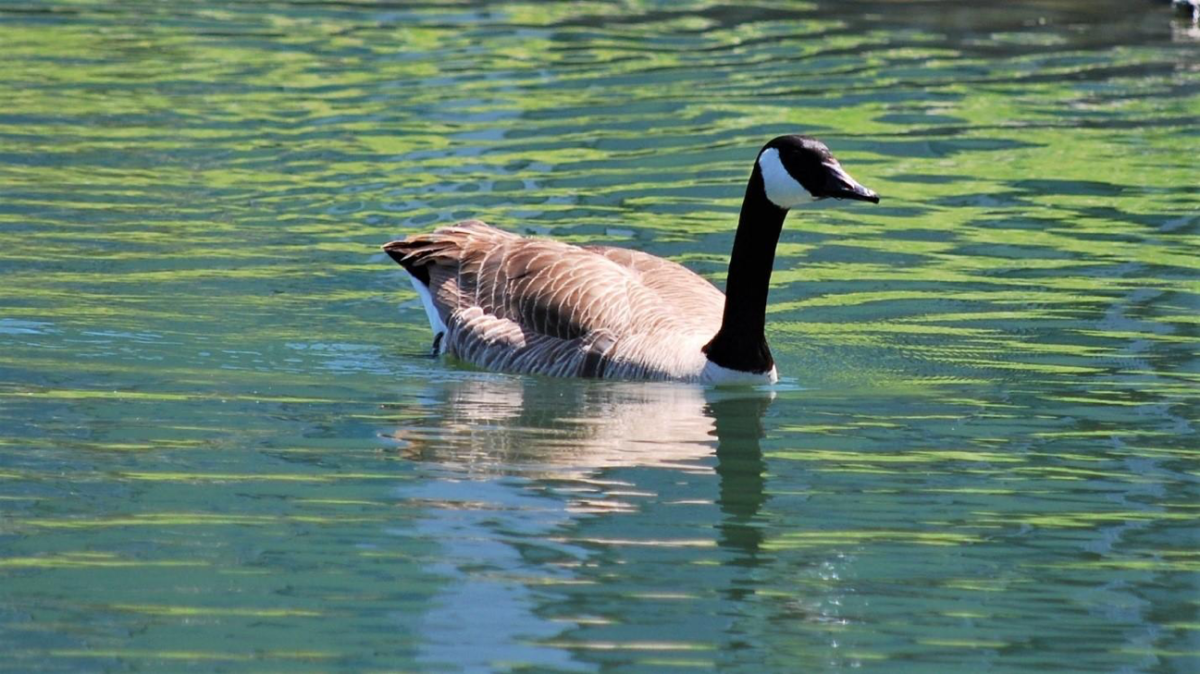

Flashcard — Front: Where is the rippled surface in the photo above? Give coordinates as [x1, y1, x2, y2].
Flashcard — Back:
[2, 0, 1197, 671]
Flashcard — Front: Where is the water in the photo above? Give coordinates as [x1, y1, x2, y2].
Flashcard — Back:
[1, 0, 1197, 671]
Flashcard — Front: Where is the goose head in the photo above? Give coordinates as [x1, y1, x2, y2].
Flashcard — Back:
[756, 135, 879, 209]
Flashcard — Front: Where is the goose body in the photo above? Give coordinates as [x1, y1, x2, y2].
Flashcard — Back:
[383, 135, 878, 384]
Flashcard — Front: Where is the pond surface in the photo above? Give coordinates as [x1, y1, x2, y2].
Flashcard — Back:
[1, 0, 1197, 671]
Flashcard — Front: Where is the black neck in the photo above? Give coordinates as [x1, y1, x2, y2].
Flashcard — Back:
[703, 165, 788, 373]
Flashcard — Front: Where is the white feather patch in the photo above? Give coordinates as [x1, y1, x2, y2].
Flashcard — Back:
[407, 272, 447, 350]
[701, 359, 779, 385]
[758, 147, 810, 209]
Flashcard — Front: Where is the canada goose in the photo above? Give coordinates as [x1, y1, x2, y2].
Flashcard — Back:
[382, 135, 879, 384]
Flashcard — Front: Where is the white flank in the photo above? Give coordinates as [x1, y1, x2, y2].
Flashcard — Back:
[700, 359, 779, 385]
[407, 272, 447, 351]
[758, 147, 810, 209]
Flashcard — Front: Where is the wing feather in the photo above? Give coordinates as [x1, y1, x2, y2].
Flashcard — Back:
[382, 221, 725, 378]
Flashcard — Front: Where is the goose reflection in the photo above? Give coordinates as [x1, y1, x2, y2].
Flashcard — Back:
[386, 376, 771, 480]
[386, 377, 771, 551]
[383, 376, 775, 670]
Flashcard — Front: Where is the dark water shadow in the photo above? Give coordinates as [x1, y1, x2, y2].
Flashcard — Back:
[711, 393, 773, 567]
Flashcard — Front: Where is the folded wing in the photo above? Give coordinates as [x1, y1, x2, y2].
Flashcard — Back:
[383, 220, 725, 378]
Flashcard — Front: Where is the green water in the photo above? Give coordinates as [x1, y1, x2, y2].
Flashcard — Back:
[1, 0, 1197, 671]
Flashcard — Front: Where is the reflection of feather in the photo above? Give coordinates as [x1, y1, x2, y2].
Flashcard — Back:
[383, 378, 773, 475]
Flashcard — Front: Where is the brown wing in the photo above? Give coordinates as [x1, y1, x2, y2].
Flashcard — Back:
[582, 245, 726, 332]
[382, 220, 725, 377]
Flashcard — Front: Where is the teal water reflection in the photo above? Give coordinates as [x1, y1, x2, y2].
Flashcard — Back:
[1, 0, 1197, 671]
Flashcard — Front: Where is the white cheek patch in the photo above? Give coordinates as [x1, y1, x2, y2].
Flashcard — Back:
[758, 147, 811, 209]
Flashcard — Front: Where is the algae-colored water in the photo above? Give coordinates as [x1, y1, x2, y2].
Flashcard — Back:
[1, 1, 1197, 671]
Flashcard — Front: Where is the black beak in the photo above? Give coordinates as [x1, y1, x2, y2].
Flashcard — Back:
[822, 161, 879, 203]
